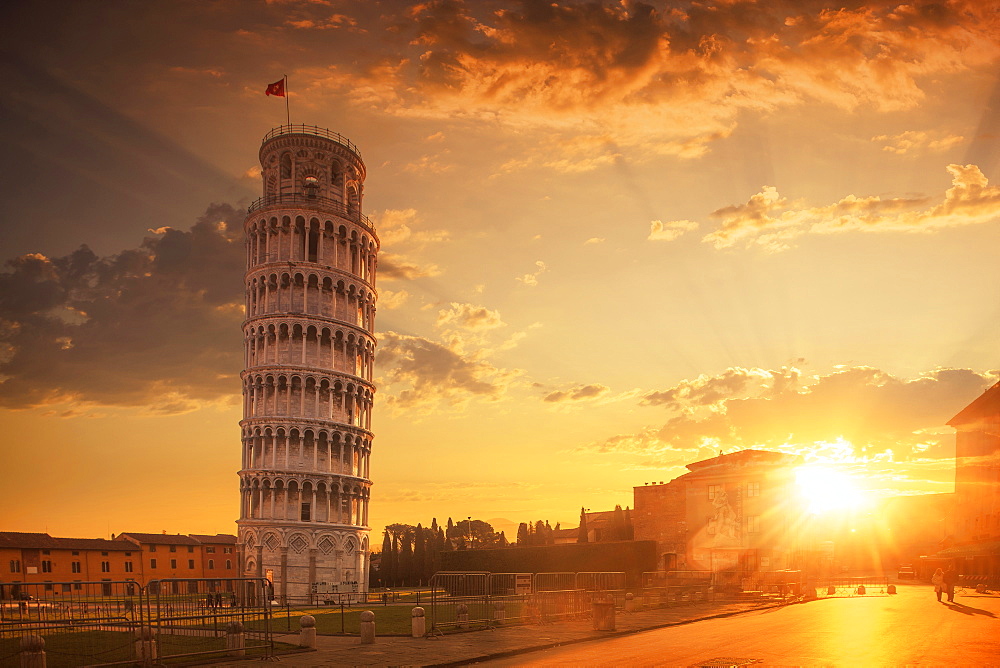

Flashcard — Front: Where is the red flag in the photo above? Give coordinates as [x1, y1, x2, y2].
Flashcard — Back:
[265, 78, 285, 97]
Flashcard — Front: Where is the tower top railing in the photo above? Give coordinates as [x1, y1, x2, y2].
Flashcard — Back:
[247, 193, 375, 231]
[261, 125, 362, 159]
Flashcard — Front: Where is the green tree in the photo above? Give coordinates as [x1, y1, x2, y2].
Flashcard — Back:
[578, 507, 589, 543]
[624, 506, 634, 540]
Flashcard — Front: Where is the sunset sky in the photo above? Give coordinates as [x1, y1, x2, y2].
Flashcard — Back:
[1, 0, 999, 541]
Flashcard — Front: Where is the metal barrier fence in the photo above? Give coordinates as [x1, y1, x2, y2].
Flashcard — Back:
[639, 570, 803, 604]
[428, 571, 629, 633]
[815, 576, 891, 597]
[0, 578, 273, 667]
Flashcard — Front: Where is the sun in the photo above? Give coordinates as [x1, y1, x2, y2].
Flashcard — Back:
[795, 465, 866, 515]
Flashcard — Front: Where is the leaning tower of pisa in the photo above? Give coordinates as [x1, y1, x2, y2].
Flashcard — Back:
[237, 125, 378, 603]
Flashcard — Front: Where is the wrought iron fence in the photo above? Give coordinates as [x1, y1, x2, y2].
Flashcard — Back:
[0, 578, 273, 667]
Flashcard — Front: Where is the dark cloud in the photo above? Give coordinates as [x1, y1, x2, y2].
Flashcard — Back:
[0, 204, 245, 411]
[376, 331, 509, 410]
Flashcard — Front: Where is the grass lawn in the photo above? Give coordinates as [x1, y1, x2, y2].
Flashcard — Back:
[0, 629, 296, 667]
[264, 599, 532, 636]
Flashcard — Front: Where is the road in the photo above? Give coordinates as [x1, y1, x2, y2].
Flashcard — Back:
[478, 584, 1000, 666]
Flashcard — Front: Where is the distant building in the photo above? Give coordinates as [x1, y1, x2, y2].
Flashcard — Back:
[113, 533, 239, 583]
[0, 532, 239, 595]
[634, 449, 803, 572]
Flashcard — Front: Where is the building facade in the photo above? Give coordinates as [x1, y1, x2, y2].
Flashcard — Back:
[0, 532, 239, 596]
[237, 125, 378, 602]
[939, 381, 1000, 577]
[634, 450, 804, 572]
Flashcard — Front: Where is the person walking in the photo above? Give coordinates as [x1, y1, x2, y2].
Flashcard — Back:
[931, 567, 945, 602]
[942, 564, 958, 603]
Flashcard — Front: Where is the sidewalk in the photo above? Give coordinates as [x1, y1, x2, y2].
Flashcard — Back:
[211, 598, 793, 667]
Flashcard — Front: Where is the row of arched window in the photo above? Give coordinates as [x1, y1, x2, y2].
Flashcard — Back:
[266, 147, 363, 205]
[243, 373, 374, 429]
[246, 216, 376, 281]
[244, 322, 375, 381]
[245, 272, 376, 331]
[240, 476, 370, 526]
[240, 425, 371, 477]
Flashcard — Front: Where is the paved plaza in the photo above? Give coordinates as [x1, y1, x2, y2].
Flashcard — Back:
[212, 598, 788, 667]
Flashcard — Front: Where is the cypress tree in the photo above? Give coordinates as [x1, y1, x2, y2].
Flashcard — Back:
[612, 505, 626, 541]
[380, 530, 393, 586]
[578, 507, 589, 543]
[413, 524, 426, 585]
[390, 534, 400, 586]
[516, 522, 529, 546]
[399, 532, 413, 586]
[624, 506, 634, 540]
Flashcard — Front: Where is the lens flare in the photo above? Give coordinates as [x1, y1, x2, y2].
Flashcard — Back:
[795, 465, 866, 515]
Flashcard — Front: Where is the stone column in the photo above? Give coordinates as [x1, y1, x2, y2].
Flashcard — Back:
[280, 548, 289, 603]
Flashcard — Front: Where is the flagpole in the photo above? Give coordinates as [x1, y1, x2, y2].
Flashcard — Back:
[284, 74, 290, 126]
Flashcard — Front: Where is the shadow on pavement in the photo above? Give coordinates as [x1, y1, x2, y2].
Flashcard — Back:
[943, 601, 996, 618]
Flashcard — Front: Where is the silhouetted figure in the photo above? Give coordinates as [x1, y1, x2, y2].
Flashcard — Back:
[943, 565, 958, 603]
[931, 567, 944, 602]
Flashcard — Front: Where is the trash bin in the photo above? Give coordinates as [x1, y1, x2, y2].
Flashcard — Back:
[592, 595, 616, 631]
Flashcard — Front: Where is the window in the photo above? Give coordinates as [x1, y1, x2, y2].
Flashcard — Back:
[41, 561, 52, 573]
[224, 547, 233, 554]
[101, 551, 109, 556]
[206, 547, 216, 554]
[226, 560, 232, 569]
[208, 559, 215, 570]
[188, 559, 195, 569]
[125, 561, 133, 573]
[150, 559, 157, 569]
[746, 482, 760, 497]
[125, 552, 132, 556]
[708, 484, 724, 500]
[9, 560, 20, 573]
[101, 561, 110, 573]
[187, 546, 194, 553]
[72, 551, 80, 556]
[73, 582, 82, 591]
[72, 561, 81, 573]
[170, 559, 177, 569]
[62, 583, 71, 593]
[745, 515, 760, 533]
[42, 550, 50, 555]
[44, 582, 53, 591]
[301, 502, 311, 521]
[169, 545, 176, 553]
[149, 545, 157, 553]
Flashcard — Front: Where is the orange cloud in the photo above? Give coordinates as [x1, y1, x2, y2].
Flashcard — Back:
[701, 164, 1000, 251]
[589, 364, 998, 466]
[303, 1, 999, 164]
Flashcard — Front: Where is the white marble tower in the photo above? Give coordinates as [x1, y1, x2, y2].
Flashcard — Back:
[237, 125, 377, 602]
